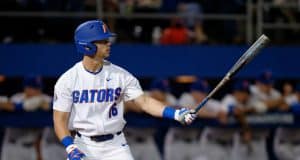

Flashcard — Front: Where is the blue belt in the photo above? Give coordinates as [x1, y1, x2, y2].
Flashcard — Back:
[76, 131, 122, 142]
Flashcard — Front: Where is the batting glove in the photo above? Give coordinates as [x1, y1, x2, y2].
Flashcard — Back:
[174, 108, 197, 125]
[66, 144, 86, 160]
[62, 136, 86, 160]
[163, 106, 196, 125]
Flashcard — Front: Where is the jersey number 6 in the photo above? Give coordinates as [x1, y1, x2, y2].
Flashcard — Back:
[109, 103, 118, 118]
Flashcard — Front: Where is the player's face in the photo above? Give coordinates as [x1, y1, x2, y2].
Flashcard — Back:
[24, 87, 41, 98]
[94, 39, 111, 59]
[283, 83, 293, 96]
[258, 83, 272, 93]
[234, 91, 249, 104]
[191, 91, 206, 103]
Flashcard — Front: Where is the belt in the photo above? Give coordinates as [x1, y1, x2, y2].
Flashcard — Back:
[76, 131, 122, 142]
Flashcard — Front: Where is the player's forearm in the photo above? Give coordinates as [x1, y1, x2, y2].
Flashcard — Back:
[0, 102, 16, 111]
[133, 95, 165, 117]
[131, 94, 196, 124]
[53, 110, 71, 140]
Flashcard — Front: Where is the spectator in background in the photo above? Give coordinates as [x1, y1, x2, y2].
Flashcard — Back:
[160, 18, 190, 45]
[250, 70, 286, 113]
[177, 1, 208, 43]
[125, 78, 176, 160]
[40, 127, 67, 160]
[274, 83, 300, 160]
[234, 70, 283, 160]
[282, 82, 298, 105]
[199, 80, 251, 160]
[131, 0, 162, 43]
[1, 76, 51, 160]
[164, 78, 227, 160]
[216, 80, 252, 160]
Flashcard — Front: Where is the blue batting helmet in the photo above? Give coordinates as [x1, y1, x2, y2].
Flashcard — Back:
[150, 79, 170, 92]
[23, 75, 43, 89]
[190, 79, 210, 93]
[74, 20, 116, 55]
[257, 69, 274, 85]
[233, 80, 250, 93]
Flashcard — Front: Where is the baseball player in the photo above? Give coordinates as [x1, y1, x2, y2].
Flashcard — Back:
[165, 78, 227, 160]
[53, 19, 196, 160]
[235, 70, 283, 160]
[40, 127, 67, 160]
[1, 76, 51, 160]
[198, 80, 252, 160]
[274, 83, 300, 160]
[216, 80, 252, 160]
[125, 78, 177, 160]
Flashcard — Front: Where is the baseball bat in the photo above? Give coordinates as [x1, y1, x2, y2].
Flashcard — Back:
[194, 34, 270, 113]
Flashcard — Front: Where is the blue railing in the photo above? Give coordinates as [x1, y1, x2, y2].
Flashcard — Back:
[0, 111, 299, 128]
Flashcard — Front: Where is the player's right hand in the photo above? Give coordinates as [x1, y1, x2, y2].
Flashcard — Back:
[174, 108, 196, 125]
[66, 144, 86, 160]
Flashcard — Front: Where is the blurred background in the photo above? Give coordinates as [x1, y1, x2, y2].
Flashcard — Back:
[0, 0, 300, 160]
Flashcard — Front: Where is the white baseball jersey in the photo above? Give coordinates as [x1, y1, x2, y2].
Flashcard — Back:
[53, 60, 143, 136]
[1, 93, 51, 160]
[178, 92, 226, 114]
[250, 85, 281, 101]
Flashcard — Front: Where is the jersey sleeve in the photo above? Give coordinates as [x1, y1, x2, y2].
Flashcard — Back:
[53, 75, 73, 112]
[123, 73, 143, 102]
[220, 95, 237, 113]
[178, 93, 196, 107]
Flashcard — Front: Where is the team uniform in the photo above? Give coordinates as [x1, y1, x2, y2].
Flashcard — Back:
[220, 93, 252, 160]
[199, 96, 237, 160]
[164, 92, 208, 160]
[125, 89, 177, 160]
[54, 20, 196, 160]
[40, 127, 67, 160]
[165, 78, 226, 160]
[274, 87, 300, 160]
[1, 92, 51, 160]
[234, 83, 281, 160]
[53, 60, 143, 160]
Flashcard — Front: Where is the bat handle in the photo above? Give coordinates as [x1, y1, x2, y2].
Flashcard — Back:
[195, 97, 209, 113]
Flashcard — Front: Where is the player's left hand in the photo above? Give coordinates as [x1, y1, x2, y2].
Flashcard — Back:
[66, 144, 86, 160]
[174, 108, 196, 125]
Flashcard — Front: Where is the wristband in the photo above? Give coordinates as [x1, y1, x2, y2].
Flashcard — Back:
[61, 136, 74, 148]
[162, 106, 176, 119]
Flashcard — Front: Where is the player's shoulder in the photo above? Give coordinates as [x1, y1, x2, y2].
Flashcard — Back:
[249, 85, 259, 94]
[208, 98, 221, 106]
[178, 92, 195, 107]
[222, 94, 235, 101]
[271, 88, 281, 97]
[221, 94, 235, 104]
[10, 93, 25, 102]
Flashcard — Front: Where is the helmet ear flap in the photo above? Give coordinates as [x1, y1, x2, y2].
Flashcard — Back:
[75, 41, 97, 55]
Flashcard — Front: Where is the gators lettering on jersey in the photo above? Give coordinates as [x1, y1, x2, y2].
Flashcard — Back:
[72, 88, 122, 103]
[53, 60, 143, 136]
